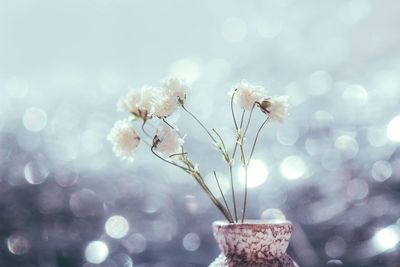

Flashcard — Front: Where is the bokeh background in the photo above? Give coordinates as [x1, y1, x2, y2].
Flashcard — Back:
[1, 0, 400, 266]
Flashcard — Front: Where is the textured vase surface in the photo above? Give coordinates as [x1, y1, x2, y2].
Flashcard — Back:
[209, 220, 299, 267]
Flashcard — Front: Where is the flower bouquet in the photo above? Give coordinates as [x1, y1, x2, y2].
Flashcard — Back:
[108, 78, 297, 266]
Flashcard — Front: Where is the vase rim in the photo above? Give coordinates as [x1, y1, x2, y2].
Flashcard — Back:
[213, 219, 292, 226]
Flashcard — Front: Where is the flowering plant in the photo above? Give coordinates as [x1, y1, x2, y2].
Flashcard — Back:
[108, 78, 289, 223]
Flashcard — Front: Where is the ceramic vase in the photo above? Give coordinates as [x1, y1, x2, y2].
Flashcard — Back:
[209, 220, 299, 267]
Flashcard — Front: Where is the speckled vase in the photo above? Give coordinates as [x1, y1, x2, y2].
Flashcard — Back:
[209, 220, 299, 267]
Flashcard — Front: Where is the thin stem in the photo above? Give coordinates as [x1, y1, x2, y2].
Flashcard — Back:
[169, 152, 188, 158]
[141, 120, 152, 138]
[229, 165, 238, 222]
[230, 89, 238, 130]
[231, 110, 246, 159]
[243, 103, 257, 137]
[195, 172, 233, 222]
[212, 128, 230, 163]
[248, 117, 270, 164]
[181, 105, 217, 143]
[178, 152, 233, 222]
[151, 146, 191, 172]
[241, 116, 270, 223]
[213, 171, 233, 222]
[162, 118, 175, 129]
[241, 167, 248, 223]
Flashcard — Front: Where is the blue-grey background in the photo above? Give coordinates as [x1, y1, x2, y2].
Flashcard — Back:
[1, 0, 400, 266]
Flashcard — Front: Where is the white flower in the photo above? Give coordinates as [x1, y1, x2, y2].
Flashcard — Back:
[117, 85, 157, 120]
[138, 85, 157, 113]
[153, 124, 184, 157]
[107, 119, 140, 161]
[230, 80, 265, 110]
[151, 95, 178, 118]
[161, 77, 190, 104]
[266, 95, 289, 122]
[117, 90, 141, 114]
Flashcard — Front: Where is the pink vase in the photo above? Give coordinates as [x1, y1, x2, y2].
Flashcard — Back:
[209, 220, 299, 267]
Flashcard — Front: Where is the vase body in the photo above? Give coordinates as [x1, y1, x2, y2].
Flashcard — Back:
[209, 220, 299, 267]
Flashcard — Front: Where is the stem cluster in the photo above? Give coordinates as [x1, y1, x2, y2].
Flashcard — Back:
[145, 93, 270, 223]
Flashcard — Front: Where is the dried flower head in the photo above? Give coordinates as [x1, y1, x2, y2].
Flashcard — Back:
[151, 95, 179, 118]
[260, 95, 289, 122]
[153, 124, 184, 157]
[107, 119, 140, 161]
[161, 77, 190, 104]
[117, 85, 157, 120]
[230, 80, 265, 110]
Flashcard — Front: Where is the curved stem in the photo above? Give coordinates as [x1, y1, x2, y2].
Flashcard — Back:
[141, 120, 152, 138]
[213, 171, 233, 222]
[248, 117, 270, 163]
[162, 118, 175, 129]
[151, 146, 191, 172]
[243, 103, 256, 137]
[181, 105, 217, 143]
[241, 116, 270, 222]
[230, 89, 238, 130]
[231, 110, 245, 159]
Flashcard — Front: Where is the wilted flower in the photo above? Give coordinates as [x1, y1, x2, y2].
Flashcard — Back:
[230, 80, 265, 110]
[260, 95, 289, 122]
[117, 85, 157, 120]
[107, 119, 141, 161]
[161, 77, 190, 104]
[153, 124, 184, 157]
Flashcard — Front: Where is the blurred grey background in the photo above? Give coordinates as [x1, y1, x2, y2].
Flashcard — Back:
[1, 0, 400, 266]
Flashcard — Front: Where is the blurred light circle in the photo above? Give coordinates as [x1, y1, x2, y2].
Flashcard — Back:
[326, 259, 344, 266]
[347, 178, 368, 200]
[169, 58, 201, 83]
[373, 225, 400, 251]
[55, 167, 79, 187]
[221, 17, 247, 43]
[277, 124, 299, 146]
[260, 208, 286, 220]
[342, 84, 368, 106]
[112, 253, 133, 267]
[69, 189, 103, 217]
[371, 160, 392, 182]
[238, 159, 269, 188]
[182, 233, 201, 251]
[312, 110, 334, 129]
[7, 233, 30, 255]
[305, 136, 330, 156]
[280, 156, 307, 180]
[123, 233, 147, 254]
[85, 241, 109, 264]
[308, 71, 332, 95]
[386, 115, 400, 142]
[325, 236, 346, 258]
[142, 196, 163, 214]
[367, 126, 388, 147]
[24, 161, 49, 185]
[105, 215, 130, 239]
[334, 135, 359, 159]
[22, 107, 47, 132]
